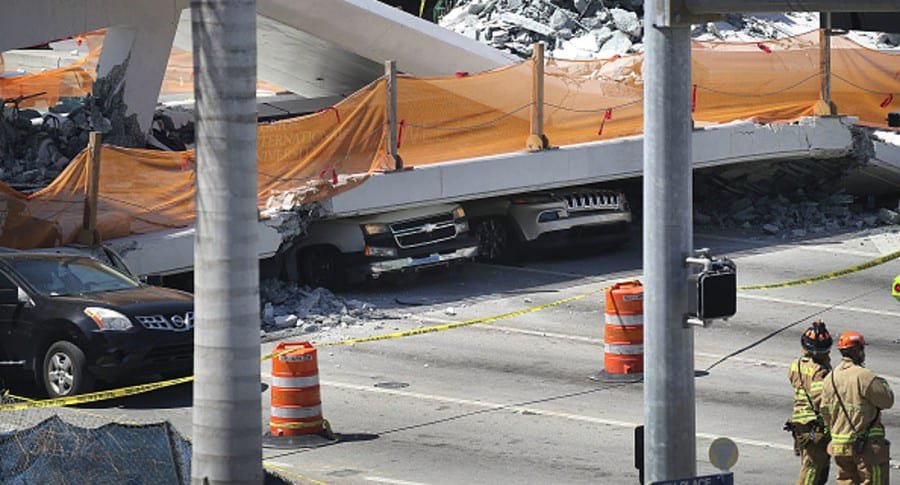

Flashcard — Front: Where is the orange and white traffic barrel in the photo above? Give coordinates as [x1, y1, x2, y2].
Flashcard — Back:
[269, 341, 324, 436]
[600, 280, 643, 382]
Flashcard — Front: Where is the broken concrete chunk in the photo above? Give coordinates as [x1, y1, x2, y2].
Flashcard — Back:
[878, 208, 900, 225]
[550, 9, 573, 31]
[598, 31, 633, 58]
[274, 314, 299, 328]
[762, 224, 780, 235]
[499, 12, 557, 36]
[610, 8, 641, 38]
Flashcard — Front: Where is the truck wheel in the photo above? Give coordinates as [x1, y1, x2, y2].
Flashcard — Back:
[299, 246, 344, 289]
[42, 341, 95, 399]
[474, 217, 518, 264]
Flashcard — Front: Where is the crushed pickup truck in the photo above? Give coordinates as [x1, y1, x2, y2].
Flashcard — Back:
[282, 203, 478, 287]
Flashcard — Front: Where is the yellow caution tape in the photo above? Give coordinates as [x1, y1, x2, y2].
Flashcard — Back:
[316, 292, 596, 347]
[0, 376, 193, 411]
[737, 249, 900, 291]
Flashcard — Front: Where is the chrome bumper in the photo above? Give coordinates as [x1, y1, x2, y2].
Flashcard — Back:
[369, 246, 478, 275]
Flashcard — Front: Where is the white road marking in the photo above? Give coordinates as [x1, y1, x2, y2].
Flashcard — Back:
[738, 293, 900, 318]
[318, 380, 792, 452]
[365, 477, 431, 485]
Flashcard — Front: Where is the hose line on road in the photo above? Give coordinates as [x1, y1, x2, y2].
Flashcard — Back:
[704, 287, 881, 372]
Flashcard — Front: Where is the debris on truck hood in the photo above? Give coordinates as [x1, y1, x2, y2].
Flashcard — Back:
[259, 279, 397, 339]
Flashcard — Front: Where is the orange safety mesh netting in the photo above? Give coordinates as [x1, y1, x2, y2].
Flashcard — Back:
[0, 30, 897, 250]
[0, 81, 388, 249]
[1, 35, 284, 108]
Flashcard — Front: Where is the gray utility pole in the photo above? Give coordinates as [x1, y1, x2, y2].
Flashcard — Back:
[642, 0, 695, 481]
[642, 1, 898, 482]
[190, 0, 262, 483]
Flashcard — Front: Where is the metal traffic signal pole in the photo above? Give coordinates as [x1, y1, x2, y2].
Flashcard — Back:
[642, 0, 695, 481]
[642, 1, 899, 482]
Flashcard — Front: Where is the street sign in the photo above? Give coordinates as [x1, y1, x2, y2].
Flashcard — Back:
[651, 473, 734, 485]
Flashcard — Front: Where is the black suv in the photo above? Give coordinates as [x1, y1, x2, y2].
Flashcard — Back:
[0, 252, 193, 398]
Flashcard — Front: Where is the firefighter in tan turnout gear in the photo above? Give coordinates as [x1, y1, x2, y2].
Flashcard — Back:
[822, 331, 894, 485]
[786, 320, 833, 485]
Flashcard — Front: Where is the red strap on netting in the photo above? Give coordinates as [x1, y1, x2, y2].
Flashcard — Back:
[180, 153, 194, 172]
[316, 107, 341, 123]
[319, 167, 337, 185]
[756, 42, 772, 54]
[691, 84, 698, 113]
[881, 94, 894, 108]
[397, 119, 406, 149]
[597, 108, 613, 136]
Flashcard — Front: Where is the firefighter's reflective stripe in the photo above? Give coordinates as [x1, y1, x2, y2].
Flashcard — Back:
[270, 404, 323, 419]
[810, 381, 823, 392]
[603, 313, 643, 326]
[272, 376, 319, 388]
[604, 343, 643, 355]
[830, 425, 886, 444]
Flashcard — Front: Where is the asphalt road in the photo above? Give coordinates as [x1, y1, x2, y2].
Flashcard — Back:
[5, 227, 899, 484]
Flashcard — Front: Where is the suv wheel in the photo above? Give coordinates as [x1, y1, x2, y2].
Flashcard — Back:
[474, 217, 518, 264]
[42, 341, 95, 398]
[299, 246, 343, 289]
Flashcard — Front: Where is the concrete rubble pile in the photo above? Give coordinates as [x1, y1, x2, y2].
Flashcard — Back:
[259, 279, 396, 336]
[440, 0, 645, 59]
[693, 158, 900, 238]
[0, 60, 144, 191]
[441, 2, 896, 59]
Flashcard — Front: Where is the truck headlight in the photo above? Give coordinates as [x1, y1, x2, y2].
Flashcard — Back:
[365, 246, 398, 257]
[452, 207, 466, 219]
[362, 223, 389, 235]
[84, 307, 133, 331]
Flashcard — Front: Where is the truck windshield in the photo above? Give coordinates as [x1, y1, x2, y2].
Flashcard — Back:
[8, 257, 140, 297]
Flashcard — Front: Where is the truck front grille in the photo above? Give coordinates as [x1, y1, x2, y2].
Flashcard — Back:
[390, 213, 458, 249]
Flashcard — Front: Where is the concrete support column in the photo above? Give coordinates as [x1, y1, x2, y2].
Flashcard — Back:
[97, 21, 178, 139]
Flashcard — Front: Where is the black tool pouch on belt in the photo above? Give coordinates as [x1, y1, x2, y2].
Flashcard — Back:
[853, 436, 867, 455]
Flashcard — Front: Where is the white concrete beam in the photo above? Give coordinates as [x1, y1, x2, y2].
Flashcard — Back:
[98, 23, 178, 135]
[321, 117, 859, 217]
[2, 0, 186, 136]
[172, 12, 383, 99]
[257, 0, 517, 76]
[0, 0, 186, 52]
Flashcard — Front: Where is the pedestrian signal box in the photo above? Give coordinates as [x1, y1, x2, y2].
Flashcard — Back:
[686, 249, 737, 326]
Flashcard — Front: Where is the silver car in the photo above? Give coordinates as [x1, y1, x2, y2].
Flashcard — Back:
[465, 188, 632, 263]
